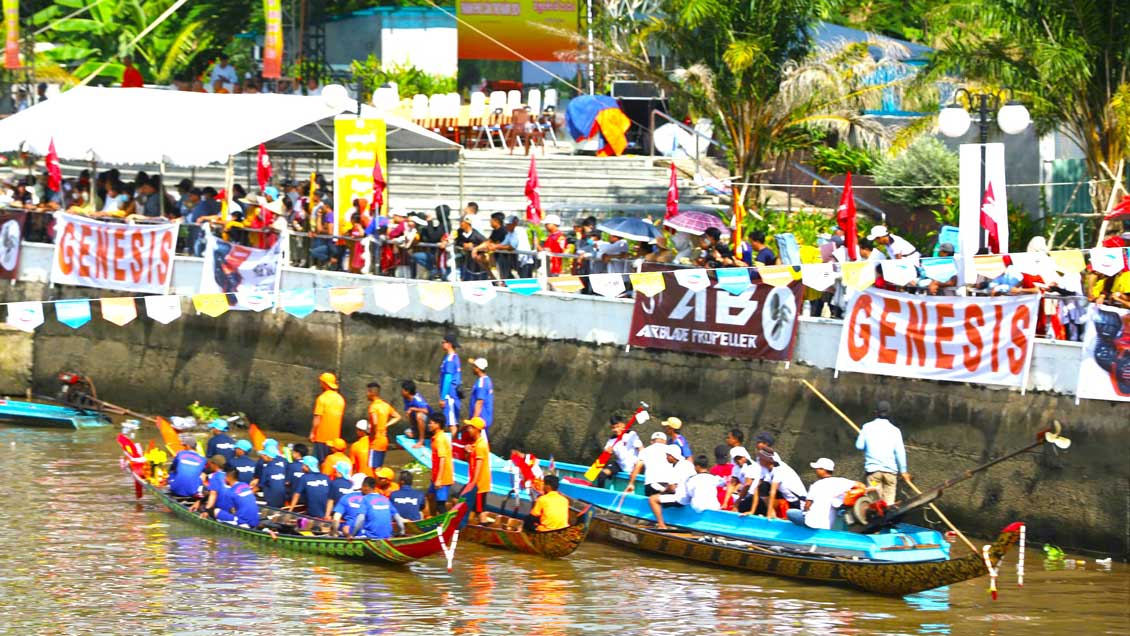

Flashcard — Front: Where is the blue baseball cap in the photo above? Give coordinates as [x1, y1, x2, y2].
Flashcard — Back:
[235, 439, 253, 452]
[335, 461, 351, 479]
[260, 446, 278, 459]
[263, 438, 279, 450]
[264, 186, 280, 199]
[208, 418, 228, 431]
[301, 456, 319, 470]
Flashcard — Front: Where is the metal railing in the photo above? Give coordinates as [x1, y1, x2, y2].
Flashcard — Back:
[647, 110, 729, 177]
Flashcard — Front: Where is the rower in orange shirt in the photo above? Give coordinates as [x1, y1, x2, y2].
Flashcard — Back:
[320, 438, 350, 478]
[310, 372, 345, 463]
[365, 381, 401, 470]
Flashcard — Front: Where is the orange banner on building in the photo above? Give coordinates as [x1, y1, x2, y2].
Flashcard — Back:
[49, 213, 177, 294]
[262, 0, 282, 79]
[4, 0, 19, 70]
[457, 0, 578, 61]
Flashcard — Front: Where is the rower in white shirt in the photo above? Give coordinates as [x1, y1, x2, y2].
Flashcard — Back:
[595, 416, 643, 488]
[742, 448, 807, 520]
[787, 458, 864, 530]
[682, 455, 722, 513]
[624, 435, 683, 530]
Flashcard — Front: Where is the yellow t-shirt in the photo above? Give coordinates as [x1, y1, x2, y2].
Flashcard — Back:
[368, 398, 394, 452]
[470, 436, 492, 493]
[530, 490, 570, 532]
[432, 431, 454, 487]
[313, 390, 345, 443]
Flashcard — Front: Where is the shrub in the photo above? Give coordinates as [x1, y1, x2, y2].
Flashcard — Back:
[873, 137, 959, 208]
[810, 142, 880, 176]
[351, 54, 457, 102]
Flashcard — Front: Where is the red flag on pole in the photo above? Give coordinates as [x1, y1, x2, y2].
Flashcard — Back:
[371, 151, 386, 214]
[1105, 194, 1130, 221]
[836, 171, 858, 260]
[46, 138, 62, 193]
[256, 144, 272, 192]
[665, 161, 679, 220]
[980, 182, 1001, 254]
[525, 154, 542, 223]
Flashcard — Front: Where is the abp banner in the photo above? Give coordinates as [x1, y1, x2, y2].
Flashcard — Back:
[457, 0, 578, 61]
[835, 289, 1039, 388]
[0, 210, 25, 279]
[1076, 305, 1130, 402]
[50, 213, 176, 294]
[198, 232, 283, 311]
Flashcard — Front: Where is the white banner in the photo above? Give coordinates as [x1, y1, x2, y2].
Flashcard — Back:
[199, 232, 283, 311]
[1076, 305, 1130, 402]
[51, 213, 177, 293]
[959, 143, 1008, 284]
[836, 289, 1039, 388]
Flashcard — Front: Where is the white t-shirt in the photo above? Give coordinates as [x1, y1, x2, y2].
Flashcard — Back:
[754, 461, 808, 503]
[683, 472, 722, 512]
[605, 430, 642, 472]
[733, 462, 759, 486]
[637, 443, 674, 486]
[887, 234, 919, 259]
[667, 459, 697, 503]
[804, 476, 857, 530]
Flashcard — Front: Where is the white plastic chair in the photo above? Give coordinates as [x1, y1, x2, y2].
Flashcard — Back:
[468, 91, 492, 148]
[372, 86, 399, 112]
[411, 94, 429, 120]
[527, 88, 542, 117]
[483, 91, 508, 148]
[488, 90, 507, 112]
[506, 89, 522, 112]
[543, 88, 558, 111]
[538, 88, 558, 146]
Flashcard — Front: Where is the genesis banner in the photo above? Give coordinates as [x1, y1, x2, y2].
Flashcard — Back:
[50, 213, 176, 293]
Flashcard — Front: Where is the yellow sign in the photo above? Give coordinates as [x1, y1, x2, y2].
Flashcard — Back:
[333, 116, 388, 234]
[457, 0, 578, 62]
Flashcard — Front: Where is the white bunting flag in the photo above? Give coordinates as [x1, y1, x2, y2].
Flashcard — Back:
[590, 273, 626, 298]
[372, 281, 410, 313]
[673, 268, 710, 292]
[880, 260, 919, 287]
[800, 263, 838, 291]
[144, 295, 182, 325]
[460, 281, 497, 305]
[6, 301, 44, 332]
[236, 291, 274, 312]
[1090, 248, 1126, 277]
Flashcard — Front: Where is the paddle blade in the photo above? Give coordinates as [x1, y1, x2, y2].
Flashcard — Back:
[583, 451, 610, 482]
[156, 416, 186, 453]
[248, 423, 267, 451]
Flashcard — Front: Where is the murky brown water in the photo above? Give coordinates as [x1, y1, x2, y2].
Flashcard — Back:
[0, 423, 1126, 635]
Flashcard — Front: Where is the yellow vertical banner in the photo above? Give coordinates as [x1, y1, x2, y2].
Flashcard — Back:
[333, 116, 388, 235]
[3, 0, 18, 70]
[262, 0, 282, 79]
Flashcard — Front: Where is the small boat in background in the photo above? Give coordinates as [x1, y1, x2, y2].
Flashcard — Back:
[409, 507, 595, 559]
[0, 397, 111, 429]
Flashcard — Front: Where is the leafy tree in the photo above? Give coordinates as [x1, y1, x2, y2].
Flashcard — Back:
[825, 0, 933, 44]
[873, 136, 958, 208]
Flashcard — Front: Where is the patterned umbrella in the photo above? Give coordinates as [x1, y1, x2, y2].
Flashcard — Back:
[596, 217, 662, 242]
[662, 210, 730, 236]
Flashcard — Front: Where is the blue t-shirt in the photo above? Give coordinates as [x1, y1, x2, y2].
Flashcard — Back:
[230, 482, 261, 526]
[229, 455, 257, 484]
[469, 375, 494, 428]
[206, 433, 236, 464]
[754, 246, 776, 266]
[329, 477, 354, 507]
[391, 487, 425, 521]
[673, 433, 693, 459]
[359, 493, 394, 539]
[439, 353, 461, 399]
[404, 393, 431, 414]
[206, 471, 227, 498]
[296, 472, 331, 518]
[168, 450, 206, 497]
[286, 460, 307, 497]
[333, 492, 366, 532]
[214, 478, 236, 512]
[255, 457, 288, 507]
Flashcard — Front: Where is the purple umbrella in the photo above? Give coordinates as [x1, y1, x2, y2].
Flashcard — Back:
[662, 211, 730, 236]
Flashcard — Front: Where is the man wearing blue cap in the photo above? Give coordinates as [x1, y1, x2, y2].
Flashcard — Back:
[205, 419, 236, 464]
[285, 443, 309, 501]
[167, 448, 206, 497]
[212, 467, 261, 528]
[286, 455, 332, 519]
[229, 439, 257, 484]
[251, 439, 288, 508]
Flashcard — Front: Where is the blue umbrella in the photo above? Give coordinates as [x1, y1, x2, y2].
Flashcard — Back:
[596, 217, 662, 242]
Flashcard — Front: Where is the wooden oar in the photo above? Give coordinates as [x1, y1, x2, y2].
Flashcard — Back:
[156, 416, 187, 453]
[799, 379, 980, 556]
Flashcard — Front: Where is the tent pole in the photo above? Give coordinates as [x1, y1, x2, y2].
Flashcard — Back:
[88, 158, 96, 208]
[224, 154, 234, 222]
[158, 159, 166, 217]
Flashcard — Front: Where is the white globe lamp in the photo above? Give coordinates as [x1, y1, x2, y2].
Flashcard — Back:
[321, 83, 351, 111]
[938, 104, 971, 138]
[997, 102, 1031, 135]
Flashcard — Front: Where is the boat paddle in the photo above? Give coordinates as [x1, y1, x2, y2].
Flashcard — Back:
[584, 402, 650, 483]
[800, 379, 981, 556]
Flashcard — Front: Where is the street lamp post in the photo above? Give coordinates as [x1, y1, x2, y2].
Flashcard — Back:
[938, 88, 1031, 251]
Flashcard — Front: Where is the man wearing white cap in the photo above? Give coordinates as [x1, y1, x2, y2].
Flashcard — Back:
[865, 225, 919, 260]
[787, 458, 863, 530]
[468, 358, 494, 430]
[539, 214, 568, 275]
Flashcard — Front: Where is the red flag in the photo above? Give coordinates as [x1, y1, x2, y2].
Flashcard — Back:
[256, 144, 272, 192]
[45, 139, 62, 193]
[836, 172, 858, 260]
[980, 182, 1001, 254]
[525, 154, 542, 223]
[371, 151, 386, 213]
[665, 161, 679, 220]
[1106, 194, 1130, 221]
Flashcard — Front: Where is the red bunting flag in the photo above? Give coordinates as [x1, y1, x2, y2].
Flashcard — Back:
[371, 150, 386, 213]
[665, 161, 679, 220]
[1105, 194, 1130, 221]
[256, 144, 272, 192]
[46, 138, 62, 193]
[980, 182, 1001, 254]
[836, 171, 859, 260]
[525, 154, 542, 223]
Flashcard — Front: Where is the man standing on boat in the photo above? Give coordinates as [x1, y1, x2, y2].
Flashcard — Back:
[311, 373, 346, 463]
[624, 432, 679, 529]
[460, 416, 492, 519]
[439, 334, 462, 434]
[468, 358, 494, 432]
[205, 418, 235, 464]
[855, 400, 910, 505]
[429, 413, 454, 514]
[364, 381, 400, 471]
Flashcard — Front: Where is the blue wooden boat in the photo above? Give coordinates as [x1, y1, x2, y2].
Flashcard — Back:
[0, 398, 111, 429]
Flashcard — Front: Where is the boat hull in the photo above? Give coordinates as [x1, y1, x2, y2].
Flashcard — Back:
[0, 398, 110, 429]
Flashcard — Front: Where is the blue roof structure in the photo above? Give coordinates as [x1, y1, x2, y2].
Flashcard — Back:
[812, 21, 933, 62]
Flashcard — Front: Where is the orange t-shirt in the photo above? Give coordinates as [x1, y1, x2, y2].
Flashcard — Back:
[432, 431, 454, 487]
[368, 398, 394, 452]
[313, 390, 345, 443]
[321, 451, 350, 478]
[376, 482, 400, 497]
[469, 436, 492, 493]
[350, 436, 373, 478]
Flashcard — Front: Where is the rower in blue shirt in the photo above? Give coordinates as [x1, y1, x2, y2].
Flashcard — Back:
[469, 358, 494, 430]
[286, 456, 331, 519]
[357, 478, 395, 539]
[855, 400, 910, 505]
[329, 461, 355, 509]
[167, 449, 206, 497]
[212, 467, 261, 527]
[251, 439, 288, 508]
[285, 443, 309, 500]
[205, 419, 236, 464]
[191, 454, 228, 513]
[331, 491, 366, 537]
[400, 379, 433, 446]
[229, 440, 257, 484]
[391, 470, 425, 521]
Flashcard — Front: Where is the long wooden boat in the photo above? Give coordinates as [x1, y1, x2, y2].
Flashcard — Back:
[0, 397, 111, 429]
[408, 506, 594, 559]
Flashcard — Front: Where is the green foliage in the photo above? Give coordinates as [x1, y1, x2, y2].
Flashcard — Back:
[1007, 202, 1043, 253]
[826, 0, 933, 43]
[810, 142, 880, 176]
[187, 401, 220, 423]
[873, 137, 958, 208]
[351, 55, 456, 102]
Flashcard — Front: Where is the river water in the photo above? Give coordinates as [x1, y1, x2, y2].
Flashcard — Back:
[0, 423, 1126, 635]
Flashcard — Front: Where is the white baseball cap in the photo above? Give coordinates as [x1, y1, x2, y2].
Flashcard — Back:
[729, 446, 752, 461]
[472, 358, 488, 370]
[866, 225, 889, 241]
[543, 214, 562, 226]
[650, 431, 667, 442]
[355, 419, 370, 432]
[665, 444, 683, 457]
[810, 457, 835, 472]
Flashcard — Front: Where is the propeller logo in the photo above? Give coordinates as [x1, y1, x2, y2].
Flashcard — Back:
[0, 218, 20, 271]
[761, 287, 796, 351]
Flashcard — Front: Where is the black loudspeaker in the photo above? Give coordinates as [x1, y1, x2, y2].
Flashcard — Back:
[610, 81, 665, 99]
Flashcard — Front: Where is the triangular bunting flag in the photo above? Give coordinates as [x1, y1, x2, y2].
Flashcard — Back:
[629, 271, 665, 297]
[589, 273, 626, 298]
[920, 257, 958, 283]
[235, 291, 274, 312]
[673, 268, 710, 292]
[800, 263, 837, 291]
[144, 295, 182, 325]
[504, 278, 543, 296]
[419, 282, 455, 310]
[715, 268, 751, 295]
[1049, 250, 1085, 274]
[880, 260, 918, 287]
[329, 287, 366, 315]
[372, 282, 410, 313]
[6, 301, 44, 332]
[1090, 247, 1126, 276]
[193, 293, 231, 318]
[55, 299, 92, 329]
[972, 254, 1006, 279]
[757, 265, 796, 288]
[460, 281, 497, 305]
[280, 289, 317, 318]
[549, 276, 584, 293]
[841, 261, 876, 291]
[100, 297, 138, 326]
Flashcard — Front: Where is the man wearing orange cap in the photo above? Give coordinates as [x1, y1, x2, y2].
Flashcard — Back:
[321, 437, 351, 478]
[460, 416, 492, 517]
[374, 466, 400, 497]
[310, 372, 345, 462]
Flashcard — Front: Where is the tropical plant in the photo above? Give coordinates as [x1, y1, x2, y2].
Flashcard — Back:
[923, 0, 1129, 216]
[810, 142, 880, 176]
[350, 55, 456, 102]
[873, 136, 958, 208]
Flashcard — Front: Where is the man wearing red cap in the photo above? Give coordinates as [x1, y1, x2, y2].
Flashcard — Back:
[310, 372, 345, 463]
